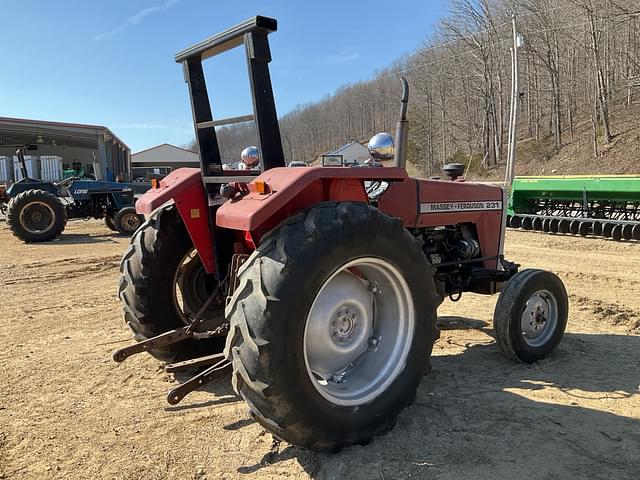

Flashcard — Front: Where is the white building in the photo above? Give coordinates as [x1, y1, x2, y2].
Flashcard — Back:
[131, 143, 199, 180]
[321, 141, 370, 166]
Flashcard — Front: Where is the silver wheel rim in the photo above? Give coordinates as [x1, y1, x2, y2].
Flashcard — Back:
[120, 212, 140, 232]
[303, 257, 415, 406]
[19, 201, 55, 234]
[520, 289, 558, 347]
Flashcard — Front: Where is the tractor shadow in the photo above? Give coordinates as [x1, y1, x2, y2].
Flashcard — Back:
[234, 317, 640, 479]
[436, 315, 488, 330]
[44, 233, 121, 245]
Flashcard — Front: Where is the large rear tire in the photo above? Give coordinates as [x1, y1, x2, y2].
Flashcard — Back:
[225, 202, 441, 451]
[118, 205, 226, 362]
[6, 189, 67, 242]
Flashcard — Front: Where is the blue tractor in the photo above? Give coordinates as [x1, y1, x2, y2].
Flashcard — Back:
[2, 148, 144, 242]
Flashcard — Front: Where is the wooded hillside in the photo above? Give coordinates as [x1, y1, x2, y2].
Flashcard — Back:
[193, 0, 640, 175]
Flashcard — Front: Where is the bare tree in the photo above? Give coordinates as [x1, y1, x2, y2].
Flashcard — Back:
[193, 0, 637, 170]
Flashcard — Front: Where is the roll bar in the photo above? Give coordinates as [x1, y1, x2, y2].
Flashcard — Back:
[175, 15, 284, 182]
[175, 16, 277, 62]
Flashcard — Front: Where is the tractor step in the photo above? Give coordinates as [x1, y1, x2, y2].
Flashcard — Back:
[166, 357, 231, 405]
[165, 352, 226, 373]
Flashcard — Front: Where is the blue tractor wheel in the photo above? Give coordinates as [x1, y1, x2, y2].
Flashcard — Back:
[6, 189, 67, 242]
[105, 215, 117, 231]
[114, 207, 144, 236]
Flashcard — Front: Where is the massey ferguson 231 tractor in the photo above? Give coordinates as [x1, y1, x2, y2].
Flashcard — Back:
[114, 16, 568, 451]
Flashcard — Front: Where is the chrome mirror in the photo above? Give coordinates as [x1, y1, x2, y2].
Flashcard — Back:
[367, 133, 394, 161]
[241, 146, 260, 168]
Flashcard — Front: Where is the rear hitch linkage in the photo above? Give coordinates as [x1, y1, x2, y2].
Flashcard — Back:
[112, 274, 233, 405]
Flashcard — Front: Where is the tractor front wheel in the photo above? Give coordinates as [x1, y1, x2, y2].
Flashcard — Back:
[118, 205, 226, 362]
[6, 189, 67, 242]
[114, 207, 143, 235]
[225, 202, 441, 450]
[494, 269, 568, 363]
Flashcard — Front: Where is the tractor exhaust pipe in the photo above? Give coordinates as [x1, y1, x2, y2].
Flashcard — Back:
[394, 76, 409, 168]
[16, 148, 29, 180]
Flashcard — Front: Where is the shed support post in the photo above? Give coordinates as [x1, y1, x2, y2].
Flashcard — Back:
[97, 136, 107, 181]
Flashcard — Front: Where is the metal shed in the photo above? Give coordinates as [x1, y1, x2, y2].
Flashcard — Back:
[131, 143, 200, 180]
[0, 117, 131, 183]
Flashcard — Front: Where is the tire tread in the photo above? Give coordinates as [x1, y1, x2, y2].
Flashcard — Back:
[6, 189, 67, 242]
[225, 201, 439, 450]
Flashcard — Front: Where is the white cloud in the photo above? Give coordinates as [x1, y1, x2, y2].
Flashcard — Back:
[325, 51, 360, 64]
[95, 0, 181, 40]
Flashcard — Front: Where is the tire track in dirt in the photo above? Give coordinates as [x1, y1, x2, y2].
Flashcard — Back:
[2, 255, 121, 285]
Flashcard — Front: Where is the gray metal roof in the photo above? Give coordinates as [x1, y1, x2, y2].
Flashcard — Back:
[325, 141, 365, 156]
[0, 116, 129, 151]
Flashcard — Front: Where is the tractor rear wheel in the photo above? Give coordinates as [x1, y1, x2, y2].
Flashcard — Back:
[114, 207, 143, 236]
[494, 269, 568, 363]
[118, 205, 226, 362]
[6, 189, 67, 242]
[105, 215, 117, 231]
[225, 202, 440, 451]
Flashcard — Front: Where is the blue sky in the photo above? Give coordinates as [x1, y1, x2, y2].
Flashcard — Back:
[0, 0, 447, 152]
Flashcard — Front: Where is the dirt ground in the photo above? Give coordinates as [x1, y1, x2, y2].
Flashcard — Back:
[0, 219, 639, 480]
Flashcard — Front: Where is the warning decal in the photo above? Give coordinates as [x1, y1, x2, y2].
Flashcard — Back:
[420, 200, 502, 214]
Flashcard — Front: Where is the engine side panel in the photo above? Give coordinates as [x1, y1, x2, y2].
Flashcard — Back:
[378, 178, 505, 269]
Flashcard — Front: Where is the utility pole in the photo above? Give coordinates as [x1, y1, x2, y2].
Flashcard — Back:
[505, 13, 523, 186]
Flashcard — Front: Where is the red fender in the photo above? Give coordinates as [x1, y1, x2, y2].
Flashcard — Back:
[216, 166, 408, 236]
[136, 168, 216, 273]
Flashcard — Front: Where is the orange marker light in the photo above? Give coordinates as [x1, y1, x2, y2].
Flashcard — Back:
[254, 180, 269, 194]
[151, 178, 160, 189]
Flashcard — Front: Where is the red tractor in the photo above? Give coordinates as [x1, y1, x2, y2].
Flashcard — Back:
[114, 16, 568, 451]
